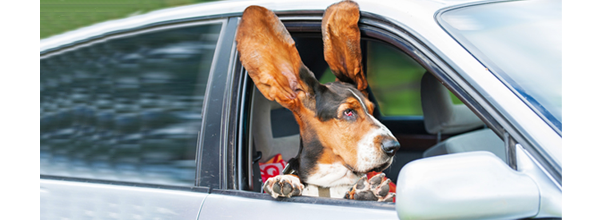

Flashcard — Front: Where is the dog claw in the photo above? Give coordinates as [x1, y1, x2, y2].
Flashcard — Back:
[346, 173, 395, 202]
[382, 193, 395, 202]
[263, 175, 304, 198]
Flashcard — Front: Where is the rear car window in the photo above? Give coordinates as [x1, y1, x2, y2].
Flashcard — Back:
[40, 23, 222, 186]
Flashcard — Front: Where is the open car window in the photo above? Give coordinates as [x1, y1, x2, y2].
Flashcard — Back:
[237, 29, 508, 204]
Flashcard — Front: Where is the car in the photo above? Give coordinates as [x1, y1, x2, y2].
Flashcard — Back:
[40, 0, 562, 219]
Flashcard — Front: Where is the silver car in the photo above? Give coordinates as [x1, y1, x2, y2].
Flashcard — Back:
[40, 0, 561, 219]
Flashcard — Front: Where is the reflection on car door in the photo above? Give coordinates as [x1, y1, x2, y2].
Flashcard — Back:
[40, 21, 224, 219]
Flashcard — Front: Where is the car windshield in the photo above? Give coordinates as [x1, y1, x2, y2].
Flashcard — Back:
[438, 0, 562, 134]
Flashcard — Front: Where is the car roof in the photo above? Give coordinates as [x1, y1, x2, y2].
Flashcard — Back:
[40, 0, 483, 53]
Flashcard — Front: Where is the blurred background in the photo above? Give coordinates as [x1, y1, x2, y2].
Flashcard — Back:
[41, 0, 219, 38]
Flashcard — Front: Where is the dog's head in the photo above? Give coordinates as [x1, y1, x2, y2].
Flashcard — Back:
[236, 1, 400, 174]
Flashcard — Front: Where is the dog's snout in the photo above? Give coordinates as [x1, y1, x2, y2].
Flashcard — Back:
[381, 139, 400, 156]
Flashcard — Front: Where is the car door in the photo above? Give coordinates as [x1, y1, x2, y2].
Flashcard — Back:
[40, 19, 226, 219]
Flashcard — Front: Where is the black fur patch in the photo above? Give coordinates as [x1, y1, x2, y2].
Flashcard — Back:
[315, 82, 362, 122]
[298, 65, 367, 122]
[297, 134, 323, 182]
[299, 66, 320, 96]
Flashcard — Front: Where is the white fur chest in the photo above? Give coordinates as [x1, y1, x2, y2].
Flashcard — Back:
[302, 184, 353, 198]
[301, 163, 359, 198]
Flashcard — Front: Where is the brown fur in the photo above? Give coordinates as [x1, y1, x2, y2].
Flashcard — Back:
[236, 6, 306, 110]
[322, 0, 367, 94]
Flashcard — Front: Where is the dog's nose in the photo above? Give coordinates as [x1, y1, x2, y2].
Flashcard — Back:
[381, 139, 400, 156]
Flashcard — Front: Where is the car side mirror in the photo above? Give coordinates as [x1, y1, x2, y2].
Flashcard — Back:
[395, 151, 540, 220]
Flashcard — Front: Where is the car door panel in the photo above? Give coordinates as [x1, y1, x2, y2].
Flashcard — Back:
[198, 193, 398, 220]
[40, 179, 207, 219]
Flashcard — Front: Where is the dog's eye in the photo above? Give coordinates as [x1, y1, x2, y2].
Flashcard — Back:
[343, 109, 355, 119]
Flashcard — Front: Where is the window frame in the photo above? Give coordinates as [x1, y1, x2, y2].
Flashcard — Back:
[39, 18, 228, 191]
[194, 17, 240, 189]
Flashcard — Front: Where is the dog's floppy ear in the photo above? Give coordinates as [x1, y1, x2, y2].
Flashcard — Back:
[236, 6, 309, 110]
[322, 0, 367, 92]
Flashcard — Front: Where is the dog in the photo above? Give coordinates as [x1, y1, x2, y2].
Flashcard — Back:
[235, 0, 400, 202]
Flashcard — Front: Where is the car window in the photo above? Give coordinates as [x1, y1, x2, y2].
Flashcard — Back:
[40, 23, 222, 186]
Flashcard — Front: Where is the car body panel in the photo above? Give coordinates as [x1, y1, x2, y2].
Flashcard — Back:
[198, 193, 398, 219]
[516, 144, 562, 218]
[40, 179, 207, 219]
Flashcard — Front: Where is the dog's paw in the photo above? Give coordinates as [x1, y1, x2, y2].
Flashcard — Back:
[263, 174, 304, 198]
[344, 173, 395, 202]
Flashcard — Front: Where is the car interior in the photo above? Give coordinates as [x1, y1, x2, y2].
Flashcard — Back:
[238, 33, 506, 195]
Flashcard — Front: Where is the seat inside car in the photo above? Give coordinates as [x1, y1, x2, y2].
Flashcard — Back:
[247, 37, 328, 164]
[420, 72, 506, 162]
[250, 87, 301, 163]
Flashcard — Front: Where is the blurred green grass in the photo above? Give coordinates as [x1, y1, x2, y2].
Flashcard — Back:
[40, 0, 216, 39]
